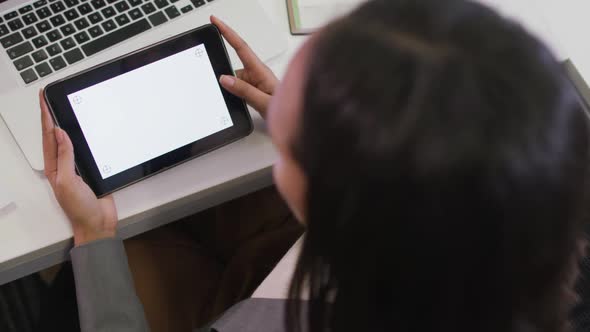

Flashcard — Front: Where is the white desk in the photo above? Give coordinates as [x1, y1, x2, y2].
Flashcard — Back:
[0, 0, 305, 285]
[1, 0, 589, 288]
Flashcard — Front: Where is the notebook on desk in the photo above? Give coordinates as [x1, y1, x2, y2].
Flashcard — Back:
[286, 0, 364, 35]
[286, 0, 564, 61]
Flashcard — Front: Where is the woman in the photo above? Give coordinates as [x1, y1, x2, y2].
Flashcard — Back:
[40, 0, 590, 331]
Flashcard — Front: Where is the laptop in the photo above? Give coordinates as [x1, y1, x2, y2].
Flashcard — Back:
[0, 0, 287, 171]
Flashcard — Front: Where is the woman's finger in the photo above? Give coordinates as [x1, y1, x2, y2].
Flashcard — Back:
[210, 15, 264, 70]
[220, 75, 270, 116]
[40, 90, 58, 184]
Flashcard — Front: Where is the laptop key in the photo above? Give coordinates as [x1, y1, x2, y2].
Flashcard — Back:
[0, 32, 23, 48]
[32, 49, 48, 62]
[50, 1, 66, 13]
[74, 31, 89, 43]
[14, 55, 34, 70]
[50, 14, 66, 26]
[7, 41, 33, 59]
[128, 8, 142, 20]
[180, 5, 192, 13]
[46, 43, 62, 55]
[35, 62, 52, 77]
[114, 1, 129, 12]
[49, 55, 66, 70]
[101, 6, 116, 18]
[32, 35, 48, 47]
[74, 17, 89, 29]
[3, 11, 18, 21]
[22, 26, 38, 39]
[115, 13, 129, 26]
[36, 20, 51, 32]
[140, 3, 155, 14]
[91, 0, 106, 9]
[147, 11, 166, 26]
[154, 0, 167, 9]
[34, 0, 48, 8]
[190, 0, 204, 8]
[63, 47, 83, 64]
[64, 9, 79, 20]
[88, 25, 103, 37]
[0, 24, 9, 37]
[60, 23, 75, 35]
[64, 0, 79, 7]
[88, 12, 103, 24]
[102, 19, 116, 31]
[107, 0, 118, 3]
[78, 3, 92, 14]
[60, 36, 75, 49]
[46, 29, 62, 41]
[8, 19, 24, 31]
[36, 7, 52, 19]
[164, 6, 179, 19]
[128, 0, 141, 7]
[82, 18, 149, 56]
[20, 68, 38, 84]
[19, 5, 34, 14]
[22, 13, 38, 25]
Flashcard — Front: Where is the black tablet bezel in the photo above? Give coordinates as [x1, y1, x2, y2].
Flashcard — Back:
[44, 24, 253, 197]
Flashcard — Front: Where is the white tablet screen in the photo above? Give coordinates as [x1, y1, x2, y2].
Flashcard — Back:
[67, 44, 233, 179]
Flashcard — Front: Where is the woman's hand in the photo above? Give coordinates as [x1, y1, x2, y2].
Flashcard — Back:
[211, 15, 279, 118]
[40, 91, 118, 246]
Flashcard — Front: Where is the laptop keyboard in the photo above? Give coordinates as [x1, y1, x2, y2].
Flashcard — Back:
[0, 0, 212, 84]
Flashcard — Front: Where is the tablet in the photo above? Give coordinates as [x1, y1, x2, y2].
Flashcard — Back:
[44, 24, 253, 197]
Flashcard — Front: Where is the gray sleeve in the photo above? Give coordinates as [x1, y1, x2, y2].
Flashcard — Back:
[70, 237, 150, 332]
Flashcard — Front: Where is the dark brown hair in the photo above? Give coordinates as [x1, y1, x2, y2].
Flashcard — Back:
[288, 0, 590, 331]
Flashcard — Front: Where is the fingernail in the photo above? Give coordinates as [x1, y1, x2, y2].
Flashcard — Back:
[56, 128, 64, 144]
[220, 75, 235, 87]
